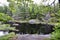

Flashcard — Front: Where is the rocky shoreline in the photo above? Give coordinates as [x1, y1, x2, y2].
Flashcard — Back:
[10, 34, 51, 40]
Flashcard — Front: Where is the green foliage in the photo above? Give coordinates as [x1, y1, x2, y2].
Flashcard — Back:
[57, 10, 60, 16]
[7, 0, 55, 20]
[0, 23, 16, 40]
[50, 10, 60, 23]
[0, 24, 16, 31]
[51, 23, 60, 40]
[0, 13, 12, 22]
[0, 32, 16, 40]
[29, 4, 54, 19]
[0, 6, 4, 13]
[7, 0, 60, 22]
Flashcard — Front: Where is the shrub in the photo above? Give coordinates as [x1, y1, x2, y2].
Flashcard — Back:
[0, 24, 16, 31]
[0, 32, 16, 40]
[51, 23, 60, 40]
[0, 13, 12, 22]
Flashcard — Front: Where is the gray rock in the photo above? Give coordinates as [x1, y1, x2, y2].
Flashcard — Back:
[17, 34, 51, 40]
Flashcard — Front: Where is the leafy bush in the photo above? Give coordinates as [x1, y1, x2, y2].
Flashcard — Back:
[0, 13, 12, 22]
[0, 32, 16, 40]
[0, 24, 16, 31]
[51, 23, 60, 40]
[0, 23, 17, 40]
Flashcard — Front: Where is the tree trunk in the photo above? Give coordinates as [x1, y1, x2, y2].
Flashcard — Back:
[59, 0, 60, 8]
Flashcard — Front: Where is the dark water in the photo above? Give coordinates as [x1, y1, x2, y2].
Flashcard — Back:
[5, 20, 54, 34]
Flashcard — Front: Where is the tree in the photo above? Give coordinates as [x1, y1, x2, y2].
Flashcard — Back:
[0, 6, 4, 13]
[58, 0, 60, 8]
[7, 0, 33, 19]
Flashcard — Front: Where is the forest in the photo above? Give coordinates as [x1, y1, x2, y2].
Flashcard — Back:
[0, 0, 60, 40]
